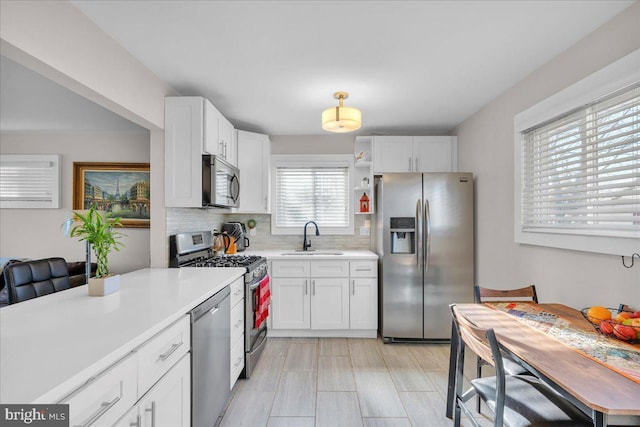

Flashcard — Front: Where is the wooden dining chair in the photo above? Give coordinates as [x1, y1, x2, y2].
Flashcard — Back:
[449, 304, 591, 427]
[619, 303, 634, 312]
[474, 285, 538, 304]
[473, 285, 538, 412]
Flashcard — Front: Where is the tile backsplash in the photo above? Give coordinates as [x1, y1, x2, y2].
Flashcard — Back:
[166, 208, 371, 250]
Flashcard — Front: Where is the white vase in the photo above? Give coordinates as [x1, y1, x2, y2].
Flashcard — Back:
[88, 274, 120, 296]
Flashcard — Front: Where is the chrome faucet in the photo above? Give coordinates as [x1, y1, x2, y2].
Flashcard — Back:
[302, 221, 320, 251]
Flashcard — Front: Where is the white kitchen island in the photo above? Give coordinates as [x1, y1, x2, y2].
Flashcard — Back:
[0, 267, 244, 408]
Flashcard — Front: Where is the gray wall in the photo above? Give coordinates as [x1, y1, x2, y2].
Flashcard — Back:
[271, 135, 355, 154]
[455, 4, 640, 309]
[0, 132, 151, 274]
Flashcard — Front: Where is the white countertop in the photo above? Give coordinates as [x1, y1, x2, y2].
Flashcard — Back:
[0, 267, 244, 404]
[242, 249, 378, 260]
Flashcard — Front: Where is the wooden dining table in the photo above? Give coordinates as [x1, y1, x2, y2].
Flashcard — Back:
[445, 303, 640, 427]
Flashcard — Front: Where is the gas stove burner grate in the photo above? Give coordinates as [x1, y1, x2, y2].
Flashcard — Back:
[187, 255, 263, 268]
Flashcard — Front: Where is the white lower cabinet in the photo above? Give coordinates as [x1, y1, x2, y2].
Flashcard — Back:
[271, 259, 377, 336]
[350, 278, 378, 329]
[61, 352, 138, 427]
[229, 277, 244, 389]
[311, 278, 349, 329]
[272, 277, 310, 329]
[137, 316, 190, 395]
[60, 316, 191, 427]
[114, 354, 190, 427]
[230, 334, 245, 386]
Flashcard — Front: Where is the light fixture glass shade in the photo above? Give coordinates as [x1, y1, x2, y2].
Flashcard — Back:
[322, 106, 362, 133]
[322, 92, 362, 133]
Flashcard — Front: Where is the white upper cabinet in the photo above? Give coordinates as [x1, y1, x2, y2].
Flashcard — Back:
[372, 136, 414, 173]
[165, 97, 204, 207]
[203, 99, 237, 167]
[234, 130, 271, 214]
[412, 136, 457, 172]
[165, 96, 236, 207]
[203, 99, 219, 156]
[373, 136, 457, 173]
[219, 116, 237, 167]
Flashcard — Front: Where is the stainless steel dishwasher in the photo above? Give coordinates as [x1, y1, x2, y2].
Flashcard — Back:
[191, 286, 230, 427]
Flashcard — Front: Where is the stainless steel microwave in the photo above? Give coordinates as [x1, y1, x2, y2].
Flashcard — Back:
[202, 155, 240, 208]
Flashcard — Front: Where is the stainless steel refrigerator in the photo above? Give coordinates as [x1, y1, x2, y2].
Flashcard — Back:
[373, 173, 474, 341]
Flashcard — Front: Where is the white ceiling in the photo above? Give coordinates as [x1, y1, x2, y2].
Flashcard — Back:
[5, 1, 635, 136]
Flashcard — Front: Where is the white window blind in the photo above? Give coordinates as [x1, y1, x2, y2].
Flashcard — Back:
[0, 155, 61, 208]
[521, 84, 639, 238]
[275, 166, 350, 228]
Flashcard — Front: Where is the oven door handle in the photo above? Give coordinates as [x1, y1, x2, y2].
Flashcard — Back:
[253, 327, 268, 350]
[249, 281, 261, 291]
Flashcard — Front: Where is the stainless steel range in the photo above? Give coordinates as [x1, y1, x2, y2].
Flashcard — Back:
[170, 230, 268, 380]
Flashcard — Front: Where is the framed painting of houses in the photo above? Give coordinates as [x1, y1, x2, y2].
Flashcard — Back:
[73, 162, 151, 228]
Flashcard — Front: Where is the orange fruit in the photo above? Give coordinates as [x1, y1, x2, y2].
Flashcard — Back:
[587, 306, 611, 325]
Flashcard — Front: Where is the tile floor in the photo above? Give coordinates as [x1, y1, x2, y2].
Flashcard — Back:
[220, 337, 492, 427]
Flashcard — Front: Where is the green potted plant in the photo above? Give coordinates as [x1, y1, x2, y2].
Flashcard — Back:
[71, 205, 125, 296]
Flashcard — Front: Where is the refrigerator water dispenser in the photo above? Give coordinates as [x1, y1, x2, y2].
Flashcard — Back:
[390, 217, 415, 254]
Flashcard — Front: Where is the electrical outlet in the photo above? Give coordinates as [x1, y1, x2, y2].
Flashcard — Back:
[359, 226, 370, 236]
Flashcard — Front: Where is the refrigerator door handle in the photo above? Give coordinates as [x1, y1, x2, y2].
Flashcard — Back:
[416, 198, 422, 269]
[424, 199, 431, 272]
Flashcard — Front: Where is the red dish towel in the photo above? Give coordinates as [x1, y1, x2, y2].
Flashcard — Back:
[255, 275, 271, 329]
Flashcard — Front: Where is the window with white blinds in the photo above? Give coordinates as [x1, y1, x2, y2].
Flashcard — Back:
[271, 155, 354, 234]
[0, 155, 61, 208]
[521, 85, 639, 239]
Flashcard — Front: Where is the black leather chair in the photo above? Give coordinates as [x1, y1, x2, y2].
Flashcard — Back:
[3, 257, 71, 304]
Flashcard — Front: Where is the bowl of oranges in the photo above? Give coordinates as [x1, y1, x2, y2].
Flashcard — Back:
[581, 306, 640, 343]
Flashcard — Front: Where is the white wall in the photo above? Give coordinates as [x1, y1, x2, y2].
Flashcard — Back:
[456, 4, 640, 309]
[0, 132, 151, 274]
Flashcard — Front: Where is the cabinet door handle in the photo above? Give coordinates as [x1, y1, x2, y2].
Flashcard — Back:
[129, 415, 141, 427]
[234, 356, 243, 367]
[351, 279, 355, 295]
[355, 268, 371, 271]
[145, 401, 156, 427]
[408, 157, 412, 171]
[304, 280, 308, 295]
[264, 196, 268, 211]
[158, 341, 183, 362]
[76, 395, 121, 427]
[312, 280, 316, 296]
[415, 157, 419, 171]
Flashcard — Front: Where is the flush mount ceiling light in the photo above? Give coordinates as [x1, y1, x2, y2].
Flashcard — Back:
[322, 91, 362, 133]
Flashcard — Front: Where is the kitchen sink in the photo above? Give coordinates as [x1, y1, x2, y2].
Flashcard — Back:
[281, 250, 344, 256]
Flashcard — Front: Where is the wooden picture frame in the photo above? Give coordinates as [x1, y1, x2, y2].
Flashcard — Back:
[73, 162, 150, 228]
